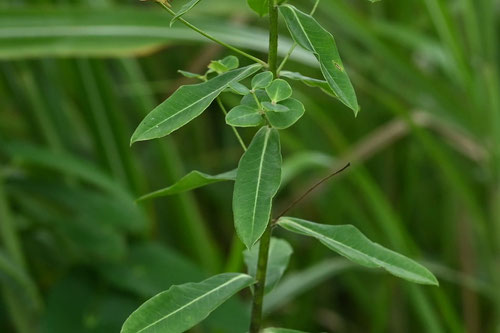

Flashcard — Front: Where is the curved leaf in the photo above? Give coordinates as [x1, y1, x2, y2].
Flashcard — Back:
[244, 237, 293, 292]
[279, 5, 359, 113]
[131, 64, 261, 144]
[137, 169, 236, 202]
[266, 98, 305, 129]
[247, 0, 269, 17]
[233, 127, 282, 248]
[252, 71, 274, 89]
[266, 79, 292, 103]
[278, 217, 438, 285]
[121, 273, 254, 333]
[226, 105, 264, 127]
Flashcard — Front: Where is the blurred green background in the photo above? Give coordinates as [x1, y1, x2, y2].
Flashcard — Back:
[0, 0, 499, 332]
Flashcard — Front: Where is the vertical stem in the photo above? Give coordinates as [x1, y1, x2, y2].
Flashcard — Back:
[249, 1, 279, 332]
[249, 225, 272, 333]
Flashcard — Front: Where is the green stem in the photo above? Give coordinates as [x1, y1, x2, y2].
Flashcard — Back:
[216, 97, 247, 151]
[249, 1, 279, 332]
[277, 0, 321, 75]
[249, 225, 272, 333]
[158, 2, 268, 67]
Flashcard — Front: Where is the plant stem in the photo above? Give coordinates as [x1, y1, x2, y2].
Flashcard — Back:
[249, 225, 272, 333]
[249, 1, 279, 332]
[158, 2, 268, 67]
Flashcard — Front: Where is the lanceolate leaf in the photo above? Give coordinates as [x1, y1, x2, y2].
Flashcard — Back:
[170, 0, 204, 26]
[279, 5, 359, 113]
[137, 169, 236, 202]
[121, 273, 254, 333]
[280, 71, 338, 99]
[131, 64, 261, 144]
[244, 237, 293, 292]
[278, 217, 438, 285]
[233, 127, 282, 248]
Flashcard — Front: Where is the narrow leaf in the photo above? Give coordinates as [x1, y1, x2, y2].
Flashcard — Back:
[233, 127, 282, 248]
[262, 101, 289, 112]
[131, 64, 261, 144]
[226, 105, 264, 127]
[280, 70, 338, 98]
[137, 169, 236, 202]
[121, 273, 254, 333]
[279, 5, 359, 113]
[247, 0, 269, 17]
[266, 98, 305, 129]
[278, 217, 439, 285]
[244, 237, 293, 292]
[228, 82, 250, 95]
[170, 0, 204, 26]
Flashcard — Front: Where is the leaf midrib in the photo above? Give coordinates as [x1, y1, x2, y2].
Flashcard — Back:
[250, 128, 271, 241]
[134, 275, 248, 333]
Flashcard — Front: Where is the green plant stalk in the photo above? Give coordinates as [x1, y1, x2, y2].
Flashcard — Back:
[158, 2, 267, 67]
[249, 225, 272, 332]
[249, 1, 279, 332]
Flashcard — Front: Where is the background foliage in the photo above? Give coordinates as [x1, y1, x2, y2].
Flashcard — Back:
[0, 0, 498, 332]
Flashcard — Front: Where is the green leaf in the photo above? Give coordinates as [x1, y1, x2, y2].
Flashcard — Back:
[226, 105, 264, 127]
[178, 70, 204, 80]
[233, 127, 282, 248]
[262, 101, 289, 112]
[228, 82, 251, 95]
[137, 169, 236, 202]
[240, 89, 268, 109]
[278, 217, 439, 285]
[266, 98, 305, 129]
[208, 55, 239, 74]
[280, 71, 338, 98]
[266, 79, 293, 102]
[244, 237, 293, 292]
[131, 64, 260, 144]
[170, 0, 204, 26]
[263, 328, 310, 333]
[279, 5, 359, 113]
[252, 71, 274, 89]
[247, 0, 269, 17]
[120, 273, 254, 333]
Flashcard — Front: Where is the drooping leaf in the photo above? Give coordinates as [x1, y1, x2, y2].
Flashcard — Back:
[131, 64, 261, 144]
[244, 237, 293, 292]
[247, 0, 269, 17]
[266, 98, 305, 129]
[137, 169, 236, 202]
[262, 101, 289, 112]
[170, 0, 204, 26]
[262, 328, 310, 333]
[252, 71, 274, 89]
[279, 5, 359, 113]
[280, 71, 338, 98]
[226, 105, 264, 127]
[266, 79, 292, 103]
[277, 217, 438, 285]
[120, 273, 254, 333]
[233, 127, 282, 248]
